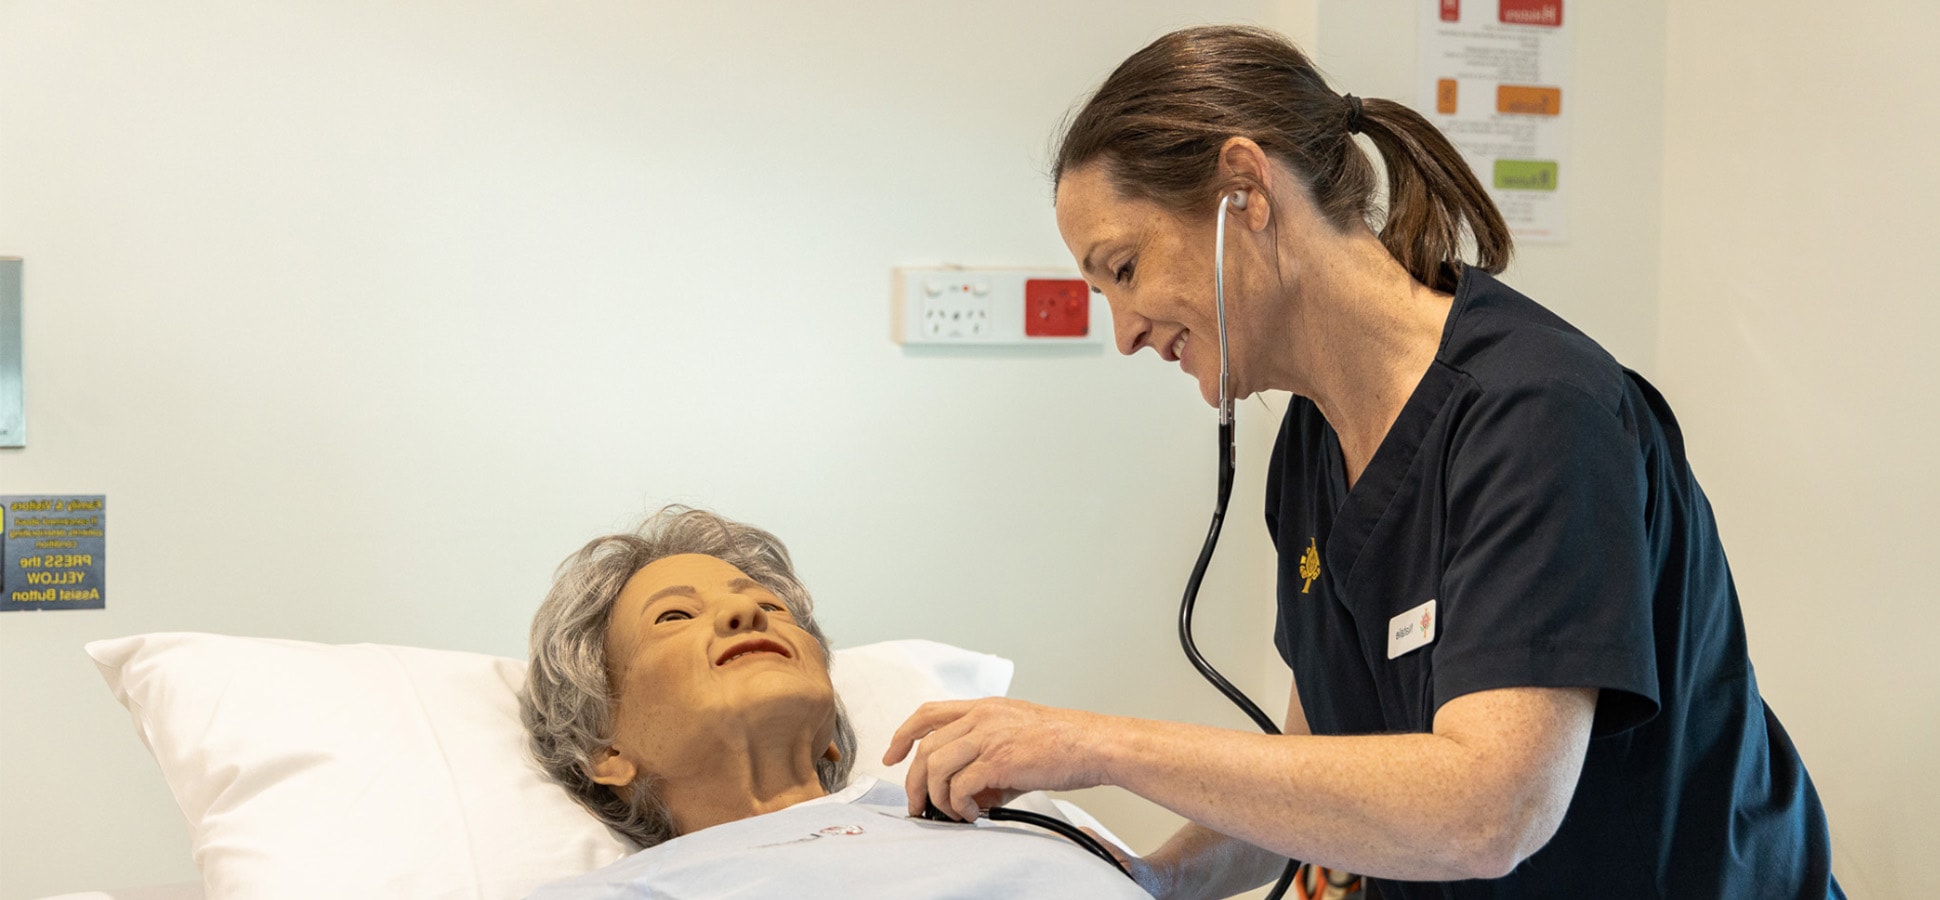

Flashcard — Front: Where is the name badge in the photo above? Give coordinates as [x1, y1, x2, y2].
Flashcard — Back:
[1386, 599, 1437, 660]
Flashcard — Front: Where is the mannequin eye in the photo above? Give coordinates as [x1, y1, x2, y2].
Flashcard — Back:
[654, 609, 692, 623]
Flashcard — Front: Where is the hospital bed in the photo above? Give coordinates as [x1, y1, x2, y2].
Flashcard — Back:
[44, 633, 1120, 900]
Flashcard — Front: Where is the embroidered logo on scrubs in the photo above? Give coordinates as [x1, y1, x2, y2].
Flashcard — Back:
[1299, 538, 1321, 593]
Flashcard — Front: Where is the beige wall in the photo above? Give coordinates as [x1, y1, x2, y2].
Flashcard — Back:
[1657, 2, 1940, 896]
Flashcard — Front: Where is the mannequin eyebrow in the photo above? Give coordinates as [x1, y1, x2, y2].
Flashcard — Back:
[641, 578, 770, 610]
[644, 585, 699, 607]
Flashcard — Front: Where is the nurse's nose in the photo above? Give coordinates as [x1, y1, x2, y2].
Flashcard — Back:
[1109, 300, 1151, 357]
[714, 594, 770, 635]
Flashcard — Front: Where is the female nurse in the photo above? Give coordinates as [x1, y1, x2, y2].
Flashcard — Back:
[885, 25, 1840, 900]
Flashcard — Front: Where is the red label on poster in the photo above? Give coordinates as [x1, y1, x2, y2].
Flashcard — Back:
[1440, 0, 1460, 22]
[1499, 0, 1562, 27]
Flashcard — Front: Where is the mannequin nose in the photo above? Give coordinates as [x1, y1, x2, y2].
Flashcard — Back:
[715, 595, 769, 634]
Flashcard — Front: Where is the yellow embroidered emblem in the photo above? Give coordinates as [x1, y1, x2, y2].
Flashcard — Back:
[1299, 537, 1321, 594]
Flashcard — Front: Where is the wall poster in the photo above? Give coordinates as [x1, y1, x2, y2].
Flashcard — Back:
[2, 495, 106, 611]
[1418, 0, 1570, 242]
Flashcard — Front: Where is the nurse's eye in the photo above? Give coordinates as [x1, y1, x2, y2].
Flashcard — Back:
[1113, 259, 1136, 285]
[655, 609, 692, 623]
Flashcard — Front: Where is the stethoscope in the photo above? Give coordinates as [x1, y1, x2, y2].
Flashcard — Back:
[1176, 189, 1300, 900]
[919, 190, 1299, 897]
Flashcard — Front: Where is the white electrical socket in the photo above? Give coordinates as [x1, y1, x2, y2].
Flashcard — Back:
[891, 266, 1102, 345]
[918, 279, 991, 340]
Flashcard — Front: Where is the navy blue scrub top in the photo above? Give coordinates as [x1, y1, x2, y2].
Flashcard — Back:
[1267, 268, 1840, 899]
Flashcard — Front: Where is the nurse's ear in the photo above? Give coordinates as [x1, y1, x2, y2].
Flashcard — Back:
[1214, 136, 1278, 232]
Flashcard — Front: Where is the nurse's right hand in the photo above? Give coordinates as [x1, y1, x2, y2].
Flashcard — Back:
[883, 697, 1111, 821]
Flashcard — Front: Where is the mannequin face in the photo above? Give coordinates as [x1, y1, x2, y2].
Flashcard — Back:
[1056, 162, 1273, 407]
[594, 554, 838, 789]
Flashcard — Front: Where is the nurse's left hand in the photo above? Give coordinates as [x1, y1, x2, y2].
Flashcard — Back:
[883, 697, 1111, 821]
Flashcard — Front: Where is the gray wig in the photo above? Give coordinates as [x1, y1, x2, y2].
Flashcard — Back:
[520, 505, 856, 847]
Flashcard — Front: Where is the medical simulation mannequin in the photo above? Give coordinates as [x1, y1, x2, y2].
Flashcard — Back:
[520, 507, 1144, 899]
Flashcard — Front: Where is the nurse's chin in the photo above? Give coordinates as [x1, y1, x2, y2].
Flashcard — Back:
[1193, 375, 1249, 409]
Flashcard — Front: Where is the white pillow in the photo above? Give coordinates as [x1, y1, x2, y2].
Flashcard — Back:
[86, 633, 1013, 900]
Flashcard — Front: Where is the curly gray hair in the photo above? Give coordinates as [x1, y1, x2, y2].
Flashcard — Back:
[520, 505, 856, 847]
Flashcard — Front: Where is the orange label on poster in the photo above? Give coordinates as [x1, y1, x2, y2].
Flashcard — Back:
[1437, 79, 1459, 114]
[1496, 85, 1561, 116]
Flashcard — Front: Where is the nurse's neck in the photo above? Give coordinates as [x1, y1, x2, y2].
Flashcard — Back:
[1279, 225, 1452, 489]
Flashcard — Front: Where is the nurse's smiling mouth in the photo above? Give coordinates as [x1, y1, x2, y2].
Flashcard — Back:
[715, 638, 791, 667]
[1160, 330, 1189, 362]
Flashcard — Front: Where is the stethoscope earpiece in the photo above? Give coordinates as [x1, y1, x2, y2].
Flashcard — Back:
[1228, 190, 1248, 210]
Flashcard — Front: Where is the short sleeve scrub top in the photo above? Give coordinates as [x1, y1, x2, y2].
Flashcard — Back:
[1267, 268, 1840, 899]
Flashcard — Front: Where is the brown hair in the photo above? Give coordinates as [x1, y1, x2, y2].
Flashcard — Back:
[1053, 25, 1510, 293]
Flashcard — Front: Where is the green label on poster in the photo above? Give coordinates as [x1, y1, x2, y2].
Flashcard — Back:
[1493, 159, 1560, 191]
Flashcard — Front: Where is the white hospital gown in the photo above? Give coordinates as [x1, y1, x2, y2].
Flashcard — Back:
[527, 777, 1150, 899]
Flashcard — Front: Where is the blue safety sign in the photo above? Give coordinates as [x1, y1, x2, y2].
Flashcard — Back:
[1, 494, 106, 611]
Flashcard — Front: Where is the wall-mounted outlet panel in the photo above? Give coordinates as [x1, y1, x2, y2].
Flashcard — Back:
[892, 267, 1102, 345]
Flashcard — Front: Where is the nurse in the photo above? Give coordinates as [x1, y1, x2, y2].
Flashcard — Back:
[885, 24, 1842, 900]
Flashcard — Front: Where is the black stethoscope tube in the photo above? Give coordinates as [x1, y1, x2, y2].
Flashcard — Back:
[988, 806, 1140, 880]
[919, 800, 1138, 881]
[1177, 419, 1278, 732]
[1178, 417, 1298, 900]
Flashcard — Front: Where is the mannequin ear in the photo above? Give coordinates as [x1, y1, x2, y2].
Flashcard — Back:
[822, 742, 843, 764]
[589, 746, 638, 788]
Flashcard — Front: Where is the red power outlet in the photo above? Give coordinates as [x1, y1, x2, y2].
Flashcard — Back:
[1024, 278, 1089, 337]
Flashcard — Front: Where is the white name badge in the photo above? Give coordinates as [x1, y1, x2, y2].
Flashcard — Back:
[1387, 599, 1438, 660]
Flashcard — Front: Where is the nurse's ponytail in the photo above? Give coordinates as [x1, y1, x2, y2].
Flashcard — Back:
[1054, 25, 1511, 293]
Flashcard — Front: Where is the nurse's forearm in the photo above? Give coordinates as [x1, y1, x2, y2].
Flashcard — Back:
[1097, 686, 1595, 882]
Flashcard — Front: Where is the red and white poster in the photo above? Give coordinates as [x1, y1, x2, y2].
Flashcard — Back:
[1418, 0, 1570, 242]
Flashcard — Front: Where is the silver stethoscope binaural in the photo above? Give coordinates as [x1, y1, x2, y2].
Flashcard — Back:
[1176, 188, 1301, 900]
